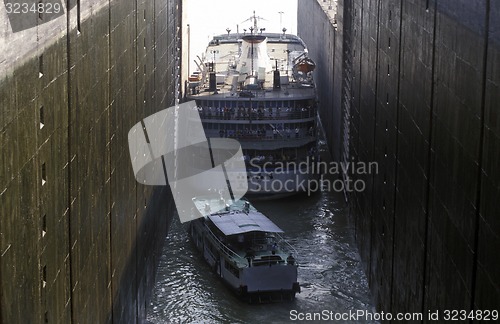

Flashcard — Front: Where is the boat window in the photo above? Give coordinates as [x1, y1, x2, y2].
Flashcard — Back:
[224, 260, 240, 278]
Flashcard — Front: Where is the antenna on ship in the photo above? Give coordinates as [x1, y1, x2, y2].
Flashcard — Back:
[249, 26, 254, 75]
[278, 11, 284, 30]
[241, 11, 267, 31]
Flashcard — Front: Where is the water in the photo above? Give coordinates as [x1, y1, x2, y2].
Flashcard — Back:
[147, 186, 376, 323]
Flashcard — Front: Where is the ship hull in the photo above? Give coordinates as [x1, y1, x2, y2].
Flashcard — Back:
[189, 220, 300, 302]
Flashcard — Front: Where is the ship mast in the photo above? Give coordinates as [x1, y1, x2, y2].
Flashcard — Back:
[250, 28, 254, 75]
[241, 11, 265, 32]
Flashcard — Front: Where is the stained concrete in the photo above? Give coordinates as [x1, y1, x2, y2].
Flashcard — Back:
[299, 0, 499, 318]
[0, 0, 181, 322]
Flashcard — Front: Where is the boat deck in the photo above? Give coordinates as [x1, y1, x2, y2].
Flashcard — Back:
[187, 32, 316, 101]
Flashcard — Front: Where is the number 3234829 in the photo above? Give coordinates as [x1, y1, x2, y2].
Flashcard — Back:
[5, 2, 62, 14]
[443, 309, 498, 321]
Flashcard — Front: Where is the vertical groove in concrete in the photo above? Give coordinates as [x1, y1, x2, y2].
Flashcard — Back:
[422, 0, 439, 316]
[107, 0, 114, 323]
[471, 0, 490, 311]
[352, 0, 364, 244]
[389, 0, 404, 313]
[134, 0, 139, 322]
[368, 0, 382, 304]
[65, 2, 75, 322]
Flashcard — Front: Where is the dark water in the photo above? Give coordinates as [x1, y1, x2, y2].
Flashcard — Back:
[147, 182, 376, 323]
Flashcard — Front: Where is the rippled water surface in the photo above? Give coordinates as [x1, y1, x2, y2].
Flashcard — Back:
[147, 185, 376, 323]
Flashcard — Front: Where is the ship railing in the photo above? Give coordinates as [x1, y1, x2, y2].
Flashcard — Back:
[251, 235, 298, 257]
[203, 223, 247, 265]
[275, 233, 298, 257]
[252, 255, 286, 267]
[205, 131, 315, 141]
[250, 235, 298, 266]
[199, 110, 315, 121]
[245, 157, 315, 167]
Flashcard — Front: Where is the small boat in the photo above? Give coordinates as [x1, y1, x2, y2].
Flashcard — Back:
[188, 196, 300, 302]
[188, 71, 202, 81]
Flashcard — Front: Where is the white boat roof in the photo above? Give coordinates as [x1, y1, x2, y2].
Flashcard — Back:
[208, 211, 284, 236]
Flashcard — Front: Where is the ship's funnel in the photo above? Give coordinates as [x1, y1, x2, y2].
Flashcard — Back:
[273, 60, 281, 89]
[209, 72, 216, 92]
[273, 70, 281, 89]
[237, 35, 270, 78]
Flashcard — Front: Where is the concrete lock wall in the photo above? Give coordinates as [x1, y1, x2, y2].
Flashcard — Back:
[0, 0, 181, 322]
[299, 0, 499, 317]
